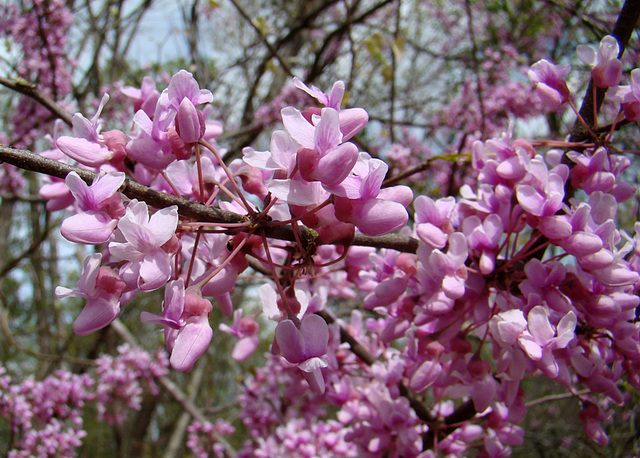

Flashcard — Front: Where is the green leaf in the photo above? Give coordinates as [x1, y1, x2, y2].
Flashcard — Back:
[382, 64, 393, 83]
[365, 32, 386, 63]
[391, 35, 405, 59]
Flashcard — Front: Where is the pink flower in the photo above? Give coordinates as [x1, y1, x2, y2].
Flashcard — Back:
[243, 129, 299, 178]
[56, 94, 125, 167]
[60, 171, 125, 244]
[140, 279, 213, 371]
[579, 402, 610, 446]
[420, 232, 469, 300]
[292, 77, 368, 140]
[274, 315, 329, 394]
[109, 200, 179, 291]
[517, 306, 577, 378]
[528, 59, 571, 110]
[159, 69, 213, 111]
[219, 310, 260, 361]
[175, 98, 206, 143]
[282, 106, 359, 187]
[330, 153, 413, 236]
[122, 75, 160, 117]
[414, 195, 456, 248]
[516, 160, 568, 217]
[461, 213, 503, 274]
[55, 253, 126, 336]
[612, 68, 640, 121]
[577, 35, 622, 88]
[568, 148, 635, 201]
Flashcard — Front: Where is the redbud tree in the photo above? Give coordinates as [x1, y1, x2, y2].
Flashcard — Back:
[1, 0, 640, 456]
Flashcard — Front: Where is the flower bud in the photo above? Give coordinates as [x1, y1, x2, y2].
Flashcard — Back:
[175, 98, 206, 143]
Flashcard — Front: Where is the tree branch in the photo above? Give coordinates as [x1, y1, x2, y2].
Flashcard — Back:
[0, 76, 73, 127]
[228, 0, 294, 77]
[0, 145, 420, 253]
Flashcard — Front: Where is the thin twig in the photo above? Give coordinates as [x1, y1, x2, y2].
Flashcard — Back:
[0, 302, 95, 366]
[227, 0, 294, 77]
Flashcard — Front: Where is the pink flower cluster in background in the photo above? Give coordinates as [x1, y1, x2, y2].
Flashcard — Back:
[0, 345, 168, 457]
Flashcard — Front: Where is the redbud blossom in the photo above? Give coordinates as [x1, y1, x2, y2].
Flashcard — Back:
[61, 171, 125, 244]
[55, 253, 126, 336]
[577, 35, 622, 88]
[528, 59, 571, 110]
[611, 68, 640, 121]
[140, 279, 213, 372]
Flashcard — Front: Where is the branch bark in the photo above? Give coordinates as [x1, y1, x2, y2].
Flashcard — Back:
[0, 144, 420, 253]
[0, 76, 73, 127]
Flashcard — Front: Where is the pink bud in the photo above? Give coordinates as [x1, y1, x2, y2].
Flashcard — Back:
[175, 98, 206, 143]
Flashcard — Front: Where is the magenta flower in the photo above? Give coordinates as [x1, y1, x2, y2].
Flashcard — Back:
[612, 68, 640, 121]
[175, 98, 206, 143]
[159, 69, 213, 111]
[140, 279, 213, 371]
[516, 306, 576, 378]
[121, 75, 160, 117]
[414, 195, 456, 248]
[519, 259, 572, 313]
[516, 160, 568, 217]
[293, 77, 345, 110]
[126, 103, 185, 170]
[528, 59, 571, 110]
[420, 232, 469, 300]
[109, 200, 179, 291]
[461, 213, 503, 274]
[274, 314, 329, 394]
[56, 94, 125, 167]
[282, 106, 359, 187]
[568, 147, 635, 201]
[293, 77, 368, 141]
[60, 171, 125, 244]
[55, 253, 126, 336]
[219, 310, 260, 361]
[579, 402, 610, 446]
[577, 35, 622, 88]
[243, 129, 299, 179]
[126, 69, 213, 169]
[331, 153, 413, 236]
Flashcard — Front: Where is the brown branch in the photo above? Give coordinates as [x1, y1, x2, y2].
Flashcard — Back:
[382, 152, 470, 188]
[0, 205, 52, 279]
[0, 75, 73, 127]
[0, 301, 95, 366]
[0, 145, 420, 253]
[307, 0, 395, 81]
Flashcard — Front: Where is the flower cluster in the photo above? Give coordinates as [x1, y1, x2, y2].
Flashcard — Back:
[94, 344, 169, 425]
[0, 345, 167, 457]
[32, 32, 640, 456]
[0, 0, 74, 147]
